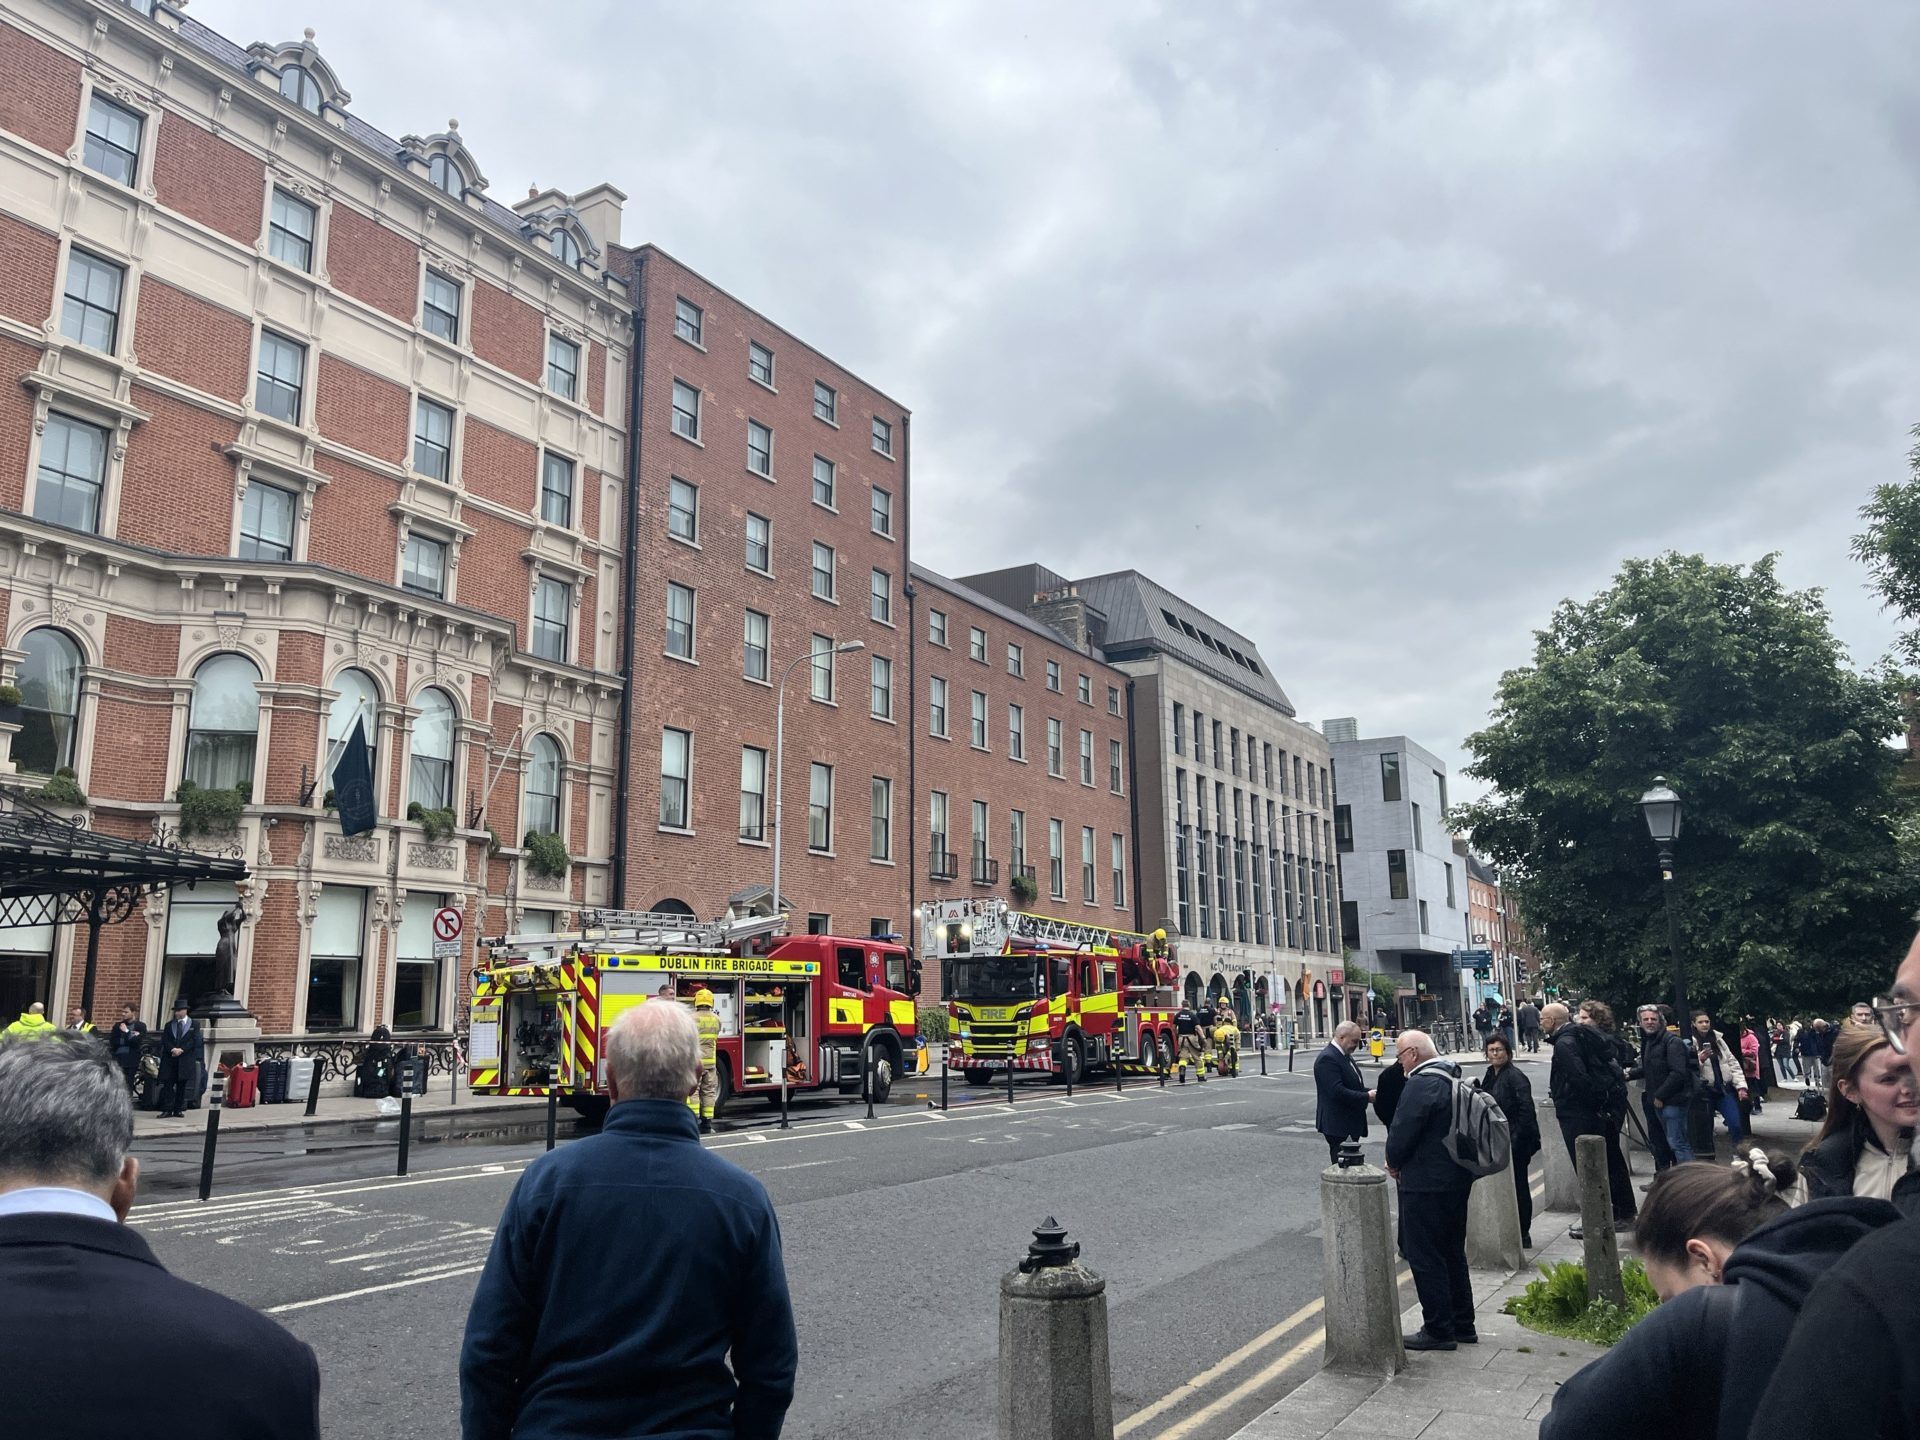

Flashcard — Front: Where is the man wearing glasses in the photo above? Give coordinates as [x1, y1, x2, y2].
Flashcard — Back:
[1753, 945, 1920, 1433]
[1383, 1030, 1476, 1351]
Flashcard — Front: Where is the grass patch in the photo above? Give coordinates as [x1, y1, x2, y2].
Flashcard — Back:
[1500, 1259, 1658, 1347]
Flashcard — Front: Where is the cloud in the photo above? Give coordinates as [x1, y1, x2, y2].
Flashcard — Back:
[193, 0, 1920, 791]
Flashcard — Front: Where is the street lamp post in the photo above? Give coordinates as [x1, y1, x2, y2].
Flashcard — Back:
[771, 639, 864, 930]
[1639, 777, 1685, 1024]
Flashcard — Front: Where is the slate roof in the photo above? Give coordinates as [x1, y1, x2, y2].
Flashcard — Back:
[1069, 570, 1295, 715]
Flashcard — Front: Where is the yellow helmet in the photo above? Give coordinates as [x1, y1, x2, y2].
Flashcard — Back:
[693, 988, 714, 1008]
[1152, 928, 1166, 944]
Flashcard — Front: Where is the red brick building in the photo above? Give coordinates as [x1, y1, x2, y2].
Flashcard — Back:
[0, 0, 628, 1044]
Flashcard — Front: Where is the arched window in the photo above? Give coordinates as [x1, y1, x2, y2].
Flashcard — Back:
[185, 654, 261, 792]
[550, 229, 582, 268]
[409, 687, 455, 810]
[524, 733, 562, 837]
[279, 65, 322, 113]
[428, 154, 465, 201]
[325, 668, 379, 794]
[15, 628, 81, 775]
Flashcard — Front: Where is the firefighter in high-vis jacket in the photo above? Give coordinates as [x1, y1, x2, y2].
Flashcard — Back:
[1173, 1002, 1207, 1083]
[691, 988, 721, 1133]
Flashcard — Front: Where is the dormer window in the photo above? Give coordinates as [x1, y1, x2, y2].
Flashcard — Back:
[280, 65, 322, 114]
[550, 230, 582, 268]
[429, 154, 466, 200]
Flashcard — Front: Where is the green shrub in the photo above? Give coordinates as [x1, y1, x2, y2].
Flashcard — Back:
[0, 682, 21, 706]
[406, 801, 456, 842]
[917, 1005, 950, 1042]
[176, 780, 247, 835]
[42, 769, 87, 806]
[1502, 1259, 1658, 1347]
[524, 829, 570, 877]
[486, 826, 502, 857]
[1010, 871, 1038, 904]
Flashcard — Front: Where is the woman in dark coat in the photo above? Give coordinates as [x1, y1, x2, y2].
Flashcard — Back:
[1372, 1055, 1406, 1128]
[355, 1023, 395, 1099]
[1480, 1033, 1541, 1246]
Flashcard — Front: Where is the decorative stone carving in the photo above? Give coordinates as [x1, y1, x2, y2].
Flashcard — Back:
[525, 869, 564, 893]
[407, 842, 457, 871]
[323, 833, 380, 863]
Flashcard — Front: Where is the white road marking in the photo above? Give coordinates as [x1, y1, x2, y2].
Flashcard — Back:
[265, 1264, 488, 1313]
[1213, 1123, 1255, 1131]
[766, 1157, 852, 1172]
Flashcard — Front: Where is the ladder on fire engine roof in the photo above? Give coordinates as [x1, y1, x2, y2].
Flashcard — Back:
[482, 909, 788, 958]
[997, 906, 1146, 954]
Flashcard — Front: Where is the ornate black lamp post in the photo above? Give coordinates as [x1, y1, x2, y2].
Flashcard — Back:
[1639, 778, 1685, 1023]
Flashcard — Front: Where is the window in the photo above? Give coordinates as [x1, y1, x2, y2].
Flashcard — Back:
[870, 777, 892, 861]
[749, 341, 774, 387]
[525, 734, 562, 837]
[413, 397, 454, 480]
[929, 676, 949, 737]
[1263, 743, 1274, 790]
[1213, 721, 1224, 769]
[969, 627, 987, 663]
[1111, 834, 1127, 908]
[60, 248, 123, 351]
[279, 64, 322, 114]
[871, 486, 893, 537]
[1411, 802, 1423, 852]
[745, 512, 771, 573]
[1008, 703, 1024, 760]
[32, 414, 106, 533]
[809, 634, 834, 702]
[665, 582, 696, 659]
[807, 914, 831, 936]
[871, 416, 893, 456]
[1079, 729, 1094, 785]
[743, 609, 769, 682]
[1173, 703, 1185, 755]
[870, 569, 891, 623]
[1077, 674, 1092, 705]
[739, 746, 767, 841]
[82, 96, 142, 185]
[323, 667, 378, 798]
[428, 153, 465, 200]
[971, 800, 989, 874]
[1230, 728, 1241, 775]
[394, 894, 448, 1030]
[423, 271, 460, 341]
[238, 481, 295, 561]
[1419, 899, 1430, 934]
[659, 728, 691, 829]
[970, 690, 988, 748]
[813, 381, 837, 424]
[1387, 849, 1408, 900]
[870, 654, 892, 718]
[1334, 804, 1353, 853]
[267, 190, 316, 272]
[256, 330, 305, 422]
[1109, 739, 1123, 793]
[14, 629, 81, 775]
[407, 686, 455, 810]
[1049, 820, 1065, 899]
[930, 790, 949, 854]
[1011, 810, 1027, 870]
[546, 335, 580, 401]
[667, 477, 697, 541]
[1381, 751, 1401, 802]
[1194, 715, 1206, 765]
[1436, 771, 1449, 815]
[671, 381, 700, 440]
[1047, 718, 1062, 776]
[184, 654, 260, 794]
[1045, 660, 1061, 692]
[307, 886, 364, 1032]
[1082, 827, 1097, 903]
[1445, 862, 1457, 908]
[811, 542, 835, 600]
[674, 297, 703, 346]
[812, 455, 836, 508]
[402, 534, 446, 599]
[1006, 643, 1024, 677]
[808, 763, 833, 851]
[747, 420, 773, 477]
[1108, 686, 1121, 716]
[542, 453, 575, 527]
[532, 577, 570, 661]
[550, 230, 583, 268]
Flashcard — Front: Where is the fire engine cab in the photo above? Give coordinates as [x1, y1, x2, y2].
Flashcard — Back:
[922, 897, 1179, 1086]
[468, 909, 921, 1119]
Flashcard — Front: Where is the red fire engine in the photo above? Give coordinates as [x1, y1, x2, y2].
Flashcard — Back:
[468, 909, 921, 1118]
[921, 898, 1179, 1085]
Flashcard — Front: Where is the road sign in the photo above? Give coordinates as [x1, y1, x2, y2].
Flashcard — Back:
[433, 905, 464, 959]
[1452, 948, 1493, 971]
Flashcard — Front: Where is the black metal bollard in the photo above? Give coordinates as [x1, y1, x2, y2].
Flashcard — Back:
[864, 1045, 876, 1121]
[303, 1058, 323, 1117]
[545, 1090, 558, 1151]
[1116, 1050, 1124, 1093]
[1006, 1057, 1016, 1107]
[1260, 1040, 1268, 1076]
[1065, 1057, 1074, 1098]
[938, 1047, 949, 1111]
[780, 1068, 791, 1129]
[1289, 1042, 1296, 1073]
[1159, 1048, 1167, 1087]
[396, 1094, 413, 1176]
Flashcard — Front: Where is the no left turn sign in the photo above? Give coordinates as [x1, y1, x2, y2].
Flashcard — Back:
[433, 906, 463, 958]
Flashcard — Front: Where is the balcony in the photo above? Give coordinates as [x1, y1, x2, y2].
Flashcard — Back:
[1013, 862, 1036, 882]
[971, 853, 999, 885]
[929, 846, 958, 881]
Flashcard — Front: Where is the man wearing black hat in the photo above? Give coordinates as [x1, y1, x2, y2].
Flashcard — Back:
[155, 999, 202, 1118]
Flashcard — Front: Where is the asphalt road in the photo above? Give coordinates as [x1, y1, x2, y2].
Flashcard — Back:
[129, 1060, 1430, 1440]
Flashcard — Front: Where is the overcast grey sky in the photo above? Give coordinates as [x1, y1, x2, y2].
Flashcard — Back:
[193, 0, 1920, 791]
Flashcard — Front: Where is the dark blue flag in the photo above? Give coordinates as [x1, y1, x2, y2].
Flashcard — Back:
[335, 718, 377, 837]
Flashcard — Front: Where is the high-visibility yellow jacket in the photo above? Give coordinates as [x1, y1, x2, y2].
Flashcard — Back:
[4, 1012, 57, 1040]
[694, 1008, 720, 1065]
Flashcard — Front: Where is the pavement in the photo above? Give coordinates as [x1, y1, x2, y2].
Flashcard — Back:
[132, 1088, 545, 1137]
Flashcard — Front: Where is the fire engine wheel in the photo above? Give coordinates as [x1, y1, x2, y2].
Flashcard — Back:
[713, 1057, 733, 1118]
[1156, 1033, 1174, 1069]
[1060, 1034, 1085, 1087]
[963, 1069, 995, 1087]
[1139, 1035, 1159, 1070]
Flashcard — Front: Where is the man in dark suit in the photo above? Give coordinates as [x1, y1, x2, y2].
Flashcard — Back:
[155, 997, 202, 1117]
[0, 1034, 319, 1437]
[1314, 1021, 1373, 1163]
[1386, 1029, 1476, 1351]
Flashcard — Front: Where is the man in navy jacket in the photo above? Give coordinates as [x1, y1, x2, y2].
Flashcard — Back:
[1386, 1030, 1476, 1351]
[461, 998, 798, 1440]
[1314, 1021, 1374, 1163]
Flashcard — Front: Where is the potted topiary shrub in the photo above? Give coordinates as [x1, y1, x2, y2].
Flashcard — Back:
[405, 801, 456, 842]
[42, 766, 87, 807]
[524, 830, 570, 878]
[1010, 871, 1039, 905]
[176, 780, 247, 836]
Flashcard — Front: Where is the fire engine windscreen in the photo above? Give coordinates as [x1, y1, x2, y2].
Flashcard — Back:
[949, 955, 1046, 1003]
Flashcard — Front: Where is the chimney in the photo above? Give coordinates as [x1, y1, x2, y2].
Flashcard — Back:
[570, 183, 626, 256]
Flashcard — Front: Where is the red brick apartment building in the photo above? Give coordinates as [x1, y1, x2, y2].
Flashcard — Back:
[0, 0, 629, 1039]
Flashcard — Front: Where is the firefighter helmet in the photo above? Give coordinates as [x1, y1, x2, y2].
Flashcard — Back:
[693, 988, 715, 1008]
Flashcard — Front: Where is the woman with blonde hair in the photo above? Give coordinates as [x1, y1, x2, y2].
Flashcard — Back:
[1799, 1021, 1917, 1201]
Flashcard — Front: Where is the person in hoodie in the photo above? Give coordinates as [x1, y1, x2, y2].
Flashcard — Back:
[1545, 1002, 1634, 1234]
[1797, 1021, 1915, 1203]
[1541, 1146, 1896, 1440]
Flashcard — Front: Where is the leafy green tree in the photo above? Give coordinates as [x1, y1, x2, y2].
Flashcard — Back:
[1853, 426, 1920, 668]
[1458, 553, 1910, 1017]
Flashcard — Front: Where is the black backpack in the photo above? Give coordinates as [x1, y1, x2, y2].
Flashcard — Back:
[1794, 1090, 1827, 1123]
